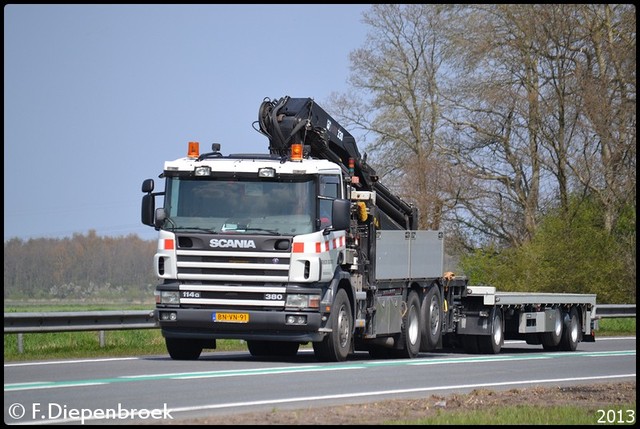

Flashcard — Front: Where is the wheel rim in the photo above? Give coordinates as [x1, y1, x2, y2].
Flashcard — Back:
[493, 313, 503, 345]
[337, 304, 350, 348]
[408, 305, 419, 345]
[554, 309, 562, 336]
[570, 315, 579, 343]
[430, 296, 441, 336]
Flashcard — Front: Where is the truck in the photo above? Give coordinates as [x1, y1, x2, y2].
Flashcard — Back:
[141, 96, 597, 362]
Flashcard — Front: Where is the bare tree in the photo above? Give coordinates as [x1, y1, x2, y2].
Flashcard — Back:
[330, 4, 457, 230]
[571, 4, 636, 234]
[332, 4, 635, 255]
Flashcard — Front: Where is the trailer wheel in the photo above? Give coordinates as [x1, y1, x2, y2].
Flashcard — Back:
[542, 307, 563, 350]
[558, 307, 580, 351]
[313, 288, 352, 362]
[420, 286, 442, 352]
[165, 338, 202, 360]
[393, 290, 421, 358]
[478, 308, 503, 354]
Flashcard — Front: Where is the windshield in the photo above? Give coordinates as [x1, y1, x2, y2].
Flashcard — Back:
[162, 177, 315, 235]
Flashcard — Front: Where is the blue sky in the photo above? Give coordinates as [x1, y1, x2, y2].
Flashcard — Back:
[4, 4, 370, 241]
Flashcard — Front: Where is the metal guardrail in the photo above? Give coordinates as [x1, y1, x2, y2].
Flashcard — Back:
[4, 311, 157, 353]
[4, 310, 157, 334]
[594, 304, 637, 319]
[3, 305, 635, 353]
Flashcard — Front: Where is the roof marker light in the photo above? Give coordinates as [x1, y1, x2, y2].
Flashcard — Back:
[188, 142, 200, 158]
[290, 143, 303, 161]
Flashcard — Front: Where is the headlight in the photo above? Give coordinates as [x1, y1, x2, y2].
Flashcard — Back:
[160, 291, 180, 304]
[286, 294, 320, 309]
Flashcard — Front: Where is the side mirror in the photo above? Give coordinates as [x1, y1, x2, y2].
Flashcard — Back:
[142, 178, 154, 193]
[154, 208, 167, 229]
[331, 199, 351, 231]
[141, 194, 155, 227]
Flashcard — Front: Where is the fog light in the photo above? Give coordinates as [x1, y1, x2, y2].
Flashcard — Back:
[285, 314, 307, 325]
[159, 311, 177, 321]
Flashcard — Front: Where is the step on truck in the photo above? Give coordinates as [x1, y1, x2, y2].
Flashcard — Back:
[141, 96, 597, 361]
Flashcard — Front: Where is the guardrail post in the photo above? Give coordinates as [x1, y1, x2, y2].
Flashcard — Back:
[17, 333, 24, 354]
[99, 330, 105, 348]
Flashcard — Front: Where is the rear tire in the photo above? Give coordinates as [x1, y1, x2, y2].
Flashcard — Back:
[558, 307, 580, 351]
[542, 307, 563, 350]
[165, 338, 203, 360]
[313, 288, 352, 362]
[478, 308, 503, 354]
[420, 286, 442, 352]
[392, 291, 421, 359]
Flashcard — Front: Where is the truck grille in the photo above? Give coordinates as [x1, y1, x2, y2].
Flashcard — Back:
[175, 249, 290, 309]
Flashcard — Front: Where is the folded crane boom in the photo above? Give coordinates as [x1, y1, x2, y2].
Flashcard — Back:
[257, 96, 417, 230]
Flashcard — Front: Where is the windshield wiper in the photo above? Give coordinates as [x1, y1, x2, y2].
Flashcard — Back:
[166, 226, 218, 234]
[242, 228, 281, 235]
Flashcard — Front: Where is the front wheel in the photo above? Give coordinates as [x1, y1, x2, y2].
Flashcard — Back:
[313, 288, 352, 362]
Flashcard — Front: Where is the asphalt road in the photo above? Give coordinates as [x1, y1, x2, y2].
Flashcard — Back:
[4, 337, 636, 425]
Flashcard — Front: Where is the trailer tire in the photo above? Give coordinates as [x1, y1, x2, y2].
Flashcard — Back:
[313, 288, 352, 362]
[478, 308, 503, 354]
[165, 338, 202, 360]
[542, 307, 563, 350]
[558, 307, 580, 351]
[393, 290, 421, 359]
[420, 286, 442, 352]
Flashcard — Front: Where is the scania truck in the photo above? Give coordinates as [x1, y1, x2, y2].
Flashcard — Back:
[141, 96, 597, 361]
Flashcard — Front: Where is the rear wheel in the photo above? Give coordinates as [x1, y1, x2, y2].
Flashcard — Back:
[542, 307, 563, 350]
[420, 286, 442, 352]
[313, 288, 352, 362]
[558, 307, 580, 351]
[392, 291, 421, 359]
[478, 308, 503, 354]
[165, 338, 203, 360]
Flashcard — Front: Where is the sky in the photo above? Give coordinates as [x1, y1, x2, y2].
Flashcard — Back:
[4, 4, 371, 241]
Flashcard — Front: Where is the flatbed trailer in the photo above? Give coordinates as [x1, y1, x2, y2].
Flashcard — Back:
[440, 285, 597, 354]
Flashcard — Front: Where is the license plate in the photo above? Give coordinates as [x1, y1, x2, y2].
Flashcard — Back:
[212, 312, 249, 323]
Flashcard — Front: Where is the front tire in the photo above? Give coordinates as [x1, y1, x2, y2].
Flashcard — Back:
[313, 288, 352, 362]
